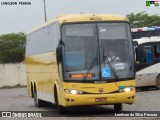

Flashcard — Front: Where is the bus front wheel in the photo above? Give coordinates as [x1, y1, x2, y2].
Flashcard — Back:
[114, 104, 123, 112]
[54, 90, 66, 114]
[156, 75, 160, 90]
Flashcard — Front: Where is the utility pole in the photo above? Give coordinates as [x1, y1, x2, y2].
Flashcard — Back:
[43, 0, 47, 22]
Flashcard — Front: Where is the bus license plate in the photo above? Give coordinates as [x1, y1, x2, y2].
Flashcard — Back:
[95, 97, 106, 102]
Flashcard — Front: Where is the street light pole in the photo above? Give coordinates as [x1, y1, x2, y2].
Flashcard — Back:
[43, 0, 47, 22]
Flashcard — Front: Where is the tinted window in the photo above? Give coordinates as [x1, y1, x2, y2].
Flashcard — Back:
[26, 23, 60, 55]
[155, 44, 160, 58]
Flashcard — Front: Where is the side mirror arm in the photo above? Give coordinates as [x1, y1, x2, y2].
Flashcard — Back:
[56, 47, 62, 63]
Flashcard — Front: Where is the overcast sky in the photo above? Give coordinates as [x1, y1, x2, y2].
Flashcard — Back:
[0, 0, 159, 35]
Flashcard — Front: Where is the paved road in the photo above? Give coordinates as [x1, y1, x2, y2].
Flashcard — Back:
[0, 87, 159, 120]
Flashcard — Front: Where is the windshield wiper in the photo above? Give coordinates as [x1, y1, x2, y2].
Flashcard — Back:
[103, 56, 120, 81]
[83, 57, 98, 80]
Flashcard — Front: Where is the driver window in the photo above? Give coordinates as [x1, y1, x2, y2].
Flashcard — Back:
[155, 44, 160, 59]
[136, 46, 153, 64]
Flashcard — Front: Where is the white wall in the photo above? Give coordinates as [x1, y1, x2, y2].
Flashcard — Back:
[0, 63, 26, 87]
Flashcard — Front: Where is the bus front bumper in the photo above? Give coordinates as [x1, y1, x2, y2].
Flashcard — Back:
[62, 91, 135, 107]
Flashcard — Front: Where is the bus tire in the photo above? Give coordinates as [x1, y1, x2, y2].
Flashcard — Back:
[156, 75, 160, 90]
[54, 88, 66, 114]
[114, 104, 122, 112]
[58, 105, 67, 114]
[33, 89, 43, 107]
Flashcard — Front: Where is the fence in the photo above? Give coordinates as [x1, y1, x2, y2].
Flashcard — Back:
[0, 63, 26, 87]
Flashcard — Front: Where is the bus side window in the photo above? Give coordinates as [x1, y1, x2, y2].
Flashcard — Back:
[155, 44, 160, 58]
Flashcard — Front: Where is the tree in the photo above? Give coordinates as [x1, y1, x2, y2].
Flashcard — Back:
[126, 11, 160, 28]
[0, 32, 26, 63]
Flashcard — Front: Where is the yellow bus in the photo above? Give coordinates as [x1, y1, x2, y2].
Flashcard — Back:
[25, 14, 135, 113]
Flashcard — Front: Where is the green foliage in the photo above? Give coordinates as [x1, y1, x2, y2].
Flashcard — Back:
[0, 33, 26, 63]
[126, 11, 160, 28]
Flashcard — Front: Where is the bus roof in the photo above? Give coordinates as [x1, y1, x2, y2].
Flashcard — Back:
[27, 14, 128, 34]
[131, 26, 160, 32]
[133, 36, 160, 45]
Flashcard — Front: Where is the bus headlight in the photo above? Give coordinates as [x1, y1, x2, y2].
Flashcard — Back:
[65, 89, 83, 94]
[119, 87, 135, 93]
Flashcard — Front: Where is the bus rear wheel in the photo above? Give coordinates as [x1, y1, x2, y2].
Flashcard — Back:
[156, 75, 160, 90]
[114, 104, 123, 112]
[33, 90, 43, 107]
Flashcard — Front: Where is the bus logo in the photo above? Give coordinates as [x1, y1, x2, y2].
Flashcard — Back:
[99, 88, 104, 93]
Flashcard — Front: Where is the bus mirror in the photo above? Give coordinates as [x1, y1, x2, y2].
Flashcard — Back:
[136, 47, 141, 62]
[56, 47, 62, 63]
[133, 41, 138, 47]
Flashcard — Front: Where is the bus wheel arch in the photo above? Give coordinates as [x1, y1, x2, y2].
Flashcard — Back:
[54, 85, 58, 106]
[156, 74, 160, 90]
[54, 84, 66, 114]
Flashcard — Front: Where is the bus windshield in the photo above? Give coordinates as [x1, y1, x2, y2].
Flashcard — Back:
[62, 23, 134, 81]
